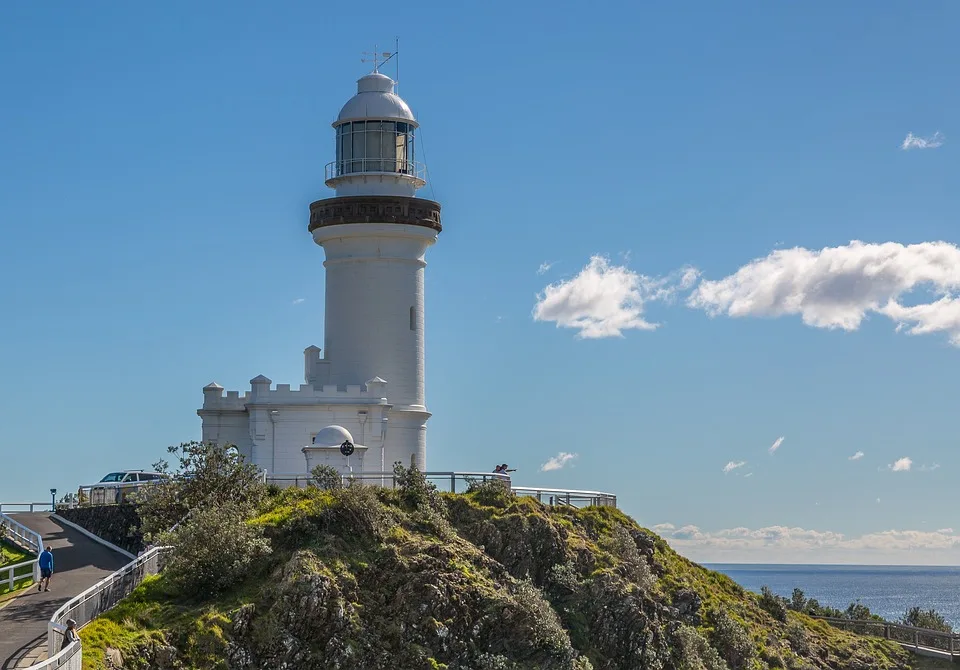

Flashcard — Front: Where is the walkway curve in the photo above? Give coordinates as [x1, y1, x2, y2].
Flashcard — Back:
[0, 514, 129, 669]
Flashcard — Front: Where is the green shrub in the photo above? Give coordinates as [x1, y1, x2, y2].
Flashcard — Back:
[160, 501, 271, 597]
[901, 606, 952, 632]
[708, 608, 756, 670]
[311, 464, 343, 491]
[671, 623, 730, 670]
[786, 621, 810, 655]
[466, 478, 514, 507]
[393, 461, 443, 512]
[759, 586, 788, 623]
[600, 525, 655, 591]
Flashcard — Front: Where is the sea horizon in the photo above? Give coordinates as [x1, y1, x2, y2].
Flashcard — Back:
[708, 563, 960, 627]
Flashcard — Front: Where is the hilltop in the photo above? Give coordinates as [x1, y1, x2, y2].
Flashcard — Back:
[80, 476, 921, 670]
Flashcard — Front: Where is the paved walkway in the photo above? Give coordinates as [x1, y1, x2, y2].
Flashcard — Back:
[0, 514, 128, 669]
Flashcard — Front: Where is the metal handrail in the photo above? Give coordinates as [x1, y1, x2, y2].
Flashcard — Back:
[20, 642, 81, 670]
[43, 546, 170, 658]
[324, 158, 427, 182]
[1, 511, 43, 589]
[815, 616, 960, 655]
[0, 503, 52, 513]
[265, 471, 617, 508]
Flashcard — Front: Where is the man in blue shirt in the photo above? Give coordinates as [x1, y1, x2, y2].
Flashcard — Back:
[38, 545, 53, 592]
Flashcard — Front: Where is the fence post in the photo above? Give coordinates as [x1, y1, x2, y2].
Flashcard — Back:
[451, 474, 456, 494]
[914, 630, 919, 648]
[883, 624, 889, 639]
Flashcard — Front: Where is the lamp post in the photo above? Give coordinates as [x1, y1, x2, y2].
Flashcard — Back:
[380, 417, 389, 487]
[49, 488, 57, 511]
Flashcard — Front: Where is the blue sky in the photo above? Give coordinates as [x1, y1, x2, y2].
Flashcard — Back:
[2, 1, 959, 563]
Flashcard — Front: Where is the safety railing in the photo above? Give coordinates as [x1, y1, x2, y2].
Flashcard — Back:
[815, 616, 960, 656]
[21, 642, 82, 670]
[1, 511, 43, 590]
[510, 486, 617, 508]
[44, 546, 170, 658]
[265, 471, 617, 508]
[324, 158, 427, 182]
[0, 502, 52, 513]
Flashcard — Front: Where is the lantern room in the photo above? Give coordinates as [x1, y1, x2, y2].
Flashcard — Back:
[325, 72, 426, 197]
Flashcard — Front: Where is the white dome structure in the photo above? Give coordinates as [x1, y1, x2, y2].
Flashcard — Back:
[337, 73, 416, 124]
[312, 425, 354, 447]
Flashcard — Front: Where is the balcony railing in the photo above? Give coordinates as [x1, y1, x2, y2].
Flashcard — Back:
[325, 158, 427, 183]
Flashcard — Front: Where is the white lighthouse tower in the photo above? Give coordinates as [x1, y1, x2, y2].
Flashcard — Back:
[308, 68, 441, 470]
[198, 65, 440, 474]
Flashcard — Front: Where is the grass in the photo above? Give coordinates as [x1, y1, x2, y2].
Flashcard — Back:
[0, 539, 35, 597]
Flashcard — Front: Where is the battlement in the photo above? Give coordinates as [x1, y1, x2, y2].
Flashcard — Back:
[201, 376, 389, 411]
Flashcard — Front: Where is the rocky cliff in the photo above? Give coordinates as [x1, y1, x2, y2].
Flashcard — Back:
[80, 484, 917, 670]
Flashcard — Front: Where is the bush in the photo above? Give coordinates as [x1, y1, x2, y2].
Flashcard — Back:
[160, 501, 271, 597]
[759, 586, 788, 623]
[672, 623, 730, 670]
[785, 621, 810, 655]
[466, 478, 514, 507]
[311, 464, 343, 491]
[901, 606, 953, 632]
[138, 441, 266, 541]
[708, 608, 755, 670]
[600, 525, 655, 591]
[393, 461, 443, 512]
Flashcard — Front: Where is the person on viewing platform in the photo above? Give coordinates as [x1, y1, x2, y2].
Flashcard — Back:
[60, 619, 79, 650]
[493, 464, 505, 474]
[500, 464, 516, 476]
[38, 545, 54, 592]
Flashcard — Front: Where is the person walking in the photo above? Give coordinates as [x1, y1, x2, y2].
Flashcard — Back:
[60, 619, 79, 650]
[38, 545, 54, 592]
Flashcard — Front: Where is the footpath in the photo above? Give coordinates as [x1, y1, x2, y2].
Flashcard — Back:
[0, 514, 128, 669]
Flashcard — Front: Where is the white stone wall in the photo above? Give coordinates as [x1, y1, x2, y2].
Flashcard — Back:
[315, 223, 437, 410]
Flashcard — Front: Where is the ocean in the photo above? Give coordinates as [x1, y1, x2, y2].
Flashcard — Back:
[707, 564, 960, 627]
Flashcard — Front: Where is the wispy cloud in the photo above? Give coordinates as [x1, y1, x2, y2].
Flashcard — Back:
[768, 436, 785, 455]
[901, 131, 944, 151]
[744, 472, 754, 478]
[292, 298, 305, 305]
[722, 461, 746, 474]
[653, 523, 960, 564]
[541, 452, 578, 472]
[688, 241, 960, 346]
[537, 261, 555, 275]
[849, 451, 865, 461]
[533, 255, 698, 339]
[889, 457, 912, 472]
[920, 463, 941, 472]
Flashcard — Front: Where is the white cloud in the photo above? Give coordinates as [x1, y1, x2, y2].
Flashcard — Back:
[722, 461, 746, 474]
[889, 457, 912, 472]
[901, 131, 944, 150]
[744, 472, 754, 478]
[688, 241, 960, 346]
[540, 452, 578, 472]
[849, 451, 865, 461]
[768, 436, 785, 454]
[292, 298, 305, 305]
[533, 255, 696, 339]
[537, 261, 555, 275]
[655, 523, 960, 564]
[920, 463, 941, 472]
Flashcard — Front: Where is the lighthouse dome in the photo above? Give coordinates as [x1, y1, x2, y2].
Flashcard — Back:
[312, 425, 354, 447]
[336, 73, 417, 125]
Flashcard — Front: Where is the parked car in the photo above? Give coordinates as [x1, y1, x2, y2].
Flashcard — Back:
[85, 470, 168, 505]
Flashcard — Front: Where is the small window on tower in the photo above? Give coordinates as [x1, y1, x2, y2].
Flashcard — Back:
[410, 306, 416, 331]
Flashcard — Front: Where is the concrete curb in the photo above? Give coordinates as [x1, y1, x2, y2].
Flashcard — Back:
[50, 514, 136, 561]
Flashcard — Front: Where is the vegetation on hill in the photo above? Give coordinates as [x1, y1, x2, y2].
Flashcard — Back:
[79, 444, 923, 670]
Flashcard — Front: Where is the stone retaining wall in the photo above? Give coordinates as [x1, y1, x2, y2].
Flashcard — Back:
[57, 505, 144, 555]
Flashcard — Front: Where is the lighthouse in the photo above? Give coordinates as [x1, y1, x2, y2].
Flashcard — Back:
[309, 70, 441, 469]
[198, 66, 441, 474]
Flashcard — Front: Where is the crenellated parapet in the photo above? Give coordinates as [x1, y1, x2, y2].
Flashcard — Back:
[201, 375, 390, 411]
